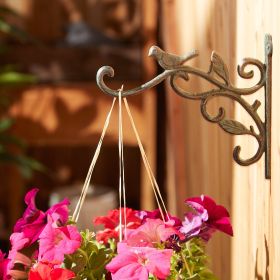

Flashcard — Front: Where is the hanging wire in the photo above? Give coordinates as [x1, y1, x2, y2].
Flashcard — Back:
[72, 98, 116, 223]
[123, 98, 170, 222]
[118, 86, 127, 241]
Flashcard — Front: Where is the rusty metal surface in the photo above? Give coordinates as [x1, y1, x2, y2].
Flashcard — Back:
[96, 35, 273, 179]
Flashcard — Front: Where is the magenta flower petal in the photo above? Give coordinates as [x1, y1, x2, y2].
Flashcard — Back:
[185, 195, 233, 236]
[139, 209, 182, 227]
[38, 222, 81, 263]
[211, 216, 233, 236]
[13, 188, 72, 249]
[14, 188, 46, 244]
[210, 204, 230, 221]
[24, 188, 38, 209]
[46, 199, 70, 226]
[0, 250, 9, 280]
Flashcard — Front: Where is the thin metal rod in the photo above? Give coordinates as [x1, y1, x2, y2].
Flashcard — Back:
[265, 34, 273, 179]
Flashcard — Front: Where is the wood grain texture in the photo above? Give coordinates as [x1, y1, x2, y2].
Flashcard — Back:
[138, 0, 158, 210]
[8, 83, 144, 146]
[231, 1, 280, 279]
[162, 0, 280, 279]
[161, 1, 235, 278]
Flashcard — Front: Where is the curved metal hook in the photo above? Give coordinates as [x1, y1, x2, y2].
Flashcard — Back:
[97, 66, 173, 97]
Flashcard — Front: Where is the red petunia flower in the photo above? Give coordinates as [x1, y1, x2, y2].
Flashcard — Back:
[29, 262, 75, 280]
[93, 208, 141, 243]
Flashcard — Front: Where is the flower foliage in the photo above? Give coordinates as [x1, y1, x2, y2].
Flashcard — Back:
[0, 189, 233, 279]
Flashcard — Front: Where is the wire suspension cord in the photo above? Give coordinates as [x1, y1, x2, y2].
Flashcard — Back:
[73, 91, 169, 228]
[73, 98, 116, 222]
[118, 86, 127, 241]
[123, 98, 170, 222]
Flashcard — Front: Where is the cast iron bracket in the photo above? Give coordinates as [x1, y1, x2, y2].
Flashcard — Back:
[96, 34, 273, 179]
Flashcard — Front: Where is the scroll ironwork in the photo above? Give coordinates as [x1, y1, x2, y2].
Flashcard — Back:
[96, 34, 272, 179]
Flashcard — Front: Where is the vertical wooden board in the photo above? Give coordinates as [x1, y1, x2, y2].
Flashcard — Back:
[270, 0, 280, 276]
[232, 0, 280, 279]
[161, 0, 235, 278]
[139, 0, 158, 210]
[264, 2, 280, 279]
[231, 3, 259, 277]
[161, 0, 189, 216]
[163, 1, 280, 279]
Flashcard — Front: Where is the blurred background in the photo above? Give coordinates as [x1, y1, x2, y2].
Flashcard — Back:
[0, 0, 279, 279]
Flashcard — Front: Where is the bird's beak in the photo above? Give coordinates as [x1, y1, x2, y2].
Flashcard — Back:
[148, 47, 154, 57]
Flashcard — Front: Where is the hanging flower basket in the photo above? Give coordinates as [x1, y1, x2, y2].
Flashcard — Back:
[0, 189, 232, 280]
[0, 91, 233, 280]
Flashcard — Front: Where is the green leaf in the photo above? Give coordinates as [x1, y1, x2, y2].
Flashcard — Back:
[219, 119, 249, 135]
[0, 117, 13, 132]
[199, 270, 219, 280]
[0, 133, 25, 148]
[0, 71, 37, 85]
[0, 153, 45, 178]
[17, 155, 46, 172]
[168, 238, 220, 280]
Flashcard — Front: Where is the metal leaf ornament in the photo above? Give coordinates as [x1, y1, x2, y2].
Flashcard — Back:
[219, 119, 250, 135]
[209, 52, 230, 85]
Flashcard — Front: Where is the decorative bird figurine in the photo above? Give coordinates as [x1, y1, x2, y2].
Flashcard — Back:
[148, 46, 199, 70]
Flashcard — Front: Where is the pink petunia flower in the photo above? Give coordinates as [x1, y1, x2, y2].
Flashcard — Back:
[9, 232, 30, 254]
[38, 221, 81, 263]
[126, 218, 179, 247]
[46, 199, 70, 226]
[29, 261, 75, 280]
[7, 232, 30, 274]
[13, 188, 70, 246]
[106, 243, 172, 280]
[7, 188, 71, 273]
[139, 209, 182, 227]
[7, 252, 32, 280]
[0, 250, 9, 280]
[185, 195, 233, 237]
[94, 208, 141, 243]
[13, 189, 46, 244]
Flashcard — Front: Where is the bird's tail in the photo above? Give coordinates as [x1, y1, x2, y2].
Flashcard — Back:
[183, 49, 199, 62]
